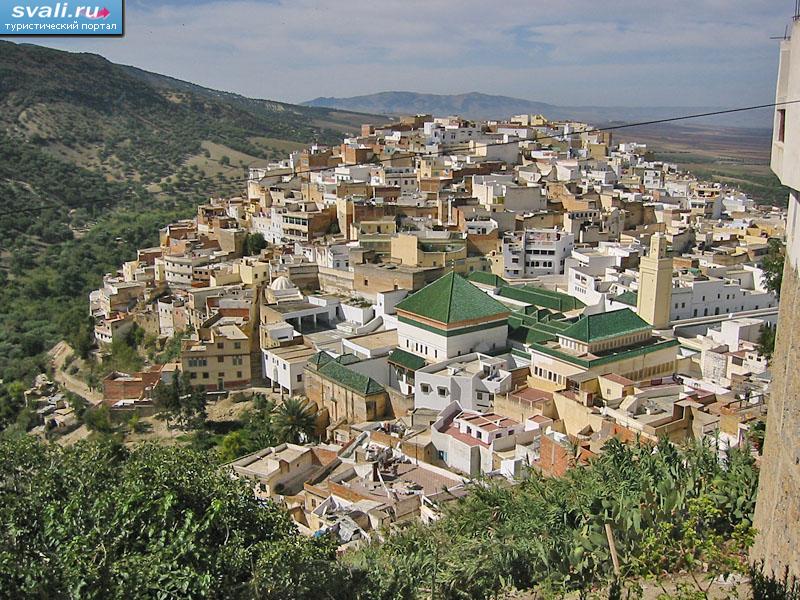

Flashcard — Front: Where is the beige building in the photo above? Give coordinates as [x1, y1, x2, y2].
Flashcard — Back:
[304, 352, 389, 426]
[390, 233, 467, 268]
[527, 309, 679, 393]
[181, 323, 252, 390]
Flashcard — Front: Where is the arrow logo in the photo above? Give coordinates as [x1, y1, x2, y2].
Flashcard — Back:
[87, 7, 110, 19]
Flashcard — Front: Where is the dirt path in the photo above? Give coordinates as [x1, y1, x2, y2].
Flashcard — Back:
[48, 341, 103, 405]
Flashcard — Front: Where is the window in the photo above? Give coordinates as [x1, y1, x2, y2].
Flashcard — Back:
[217, 356, 224, 363]
[437, 387, 448, 397]
[190, 372, 197, 379]
[234, 341, 242, 349]
[202, 372, 209, 379]
[778, 109, 786, 142]
[297, 374, 303, 383]
[217, 342, 224, 349]
[421, 384, 431, 393]
[237, 371, 243, 378]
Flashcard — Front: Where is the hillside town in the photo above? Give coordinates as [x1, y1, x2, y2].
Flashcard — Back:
[77, 112, 780, 547]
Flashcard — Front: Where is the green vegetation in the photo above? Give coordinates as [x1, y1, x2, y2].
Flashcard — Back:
[758, 323, 777, 360]
[274, 396, 318, 444]
[0, 433, 758, 598]
[153, 373, 209, 431]
[216, 395, 318, 462]
[244, 232, 268, 256]
[347, 438, 758, 600]
[762, 239, 785, 297]
[0, 435, 353, 599]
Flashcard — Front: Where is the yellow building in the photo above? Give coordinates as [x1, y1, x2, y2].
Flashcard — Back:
[390, 233, 467, 268]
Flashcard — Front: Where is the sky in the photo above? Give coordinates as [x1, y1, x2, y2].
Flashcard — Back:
[27, 0, 794, 107]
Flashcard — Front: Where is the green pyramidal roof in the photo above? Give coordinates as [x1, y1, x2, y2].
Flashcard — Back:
[318, 361, 385, 396]
[395, 272, 509, 324]
[614, 290, 638, 307]
[560, 308, 651, 343]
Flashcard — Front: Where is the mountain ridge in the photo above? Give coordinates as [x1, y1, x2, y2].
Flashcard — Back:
[303, 90, 773, 128]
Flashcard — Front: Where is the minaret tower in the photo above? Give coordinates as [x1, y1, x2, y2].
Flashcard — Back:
[636, 233, 672, 329]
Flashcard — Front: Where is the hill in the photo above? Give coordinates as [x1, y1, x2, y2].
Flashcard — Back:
[303, 90, 774, 128]
[0, 41, 375, 392]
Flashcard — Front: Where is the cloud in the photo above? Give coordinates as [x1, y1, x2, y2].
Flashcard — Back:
[31, 0, 789, 106]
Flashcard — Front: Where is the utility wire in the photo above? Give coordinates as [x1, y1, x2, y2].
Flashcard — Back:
[1, 98, 791, 219]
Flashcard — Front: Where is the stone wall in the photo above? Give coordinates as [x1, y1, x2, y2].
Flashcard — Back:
[751, 263, 800, 580]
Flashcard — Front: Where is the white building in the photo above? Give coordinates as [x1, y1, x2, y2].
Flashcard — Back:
[262, 343, 318, 396]
[394, 272, 510, 363]
[430, 402, 537, 477]
[502, 229, 575, 278]
[667, 272, 777, 321]
[414, 353, 515, 413]
[472, 175, 547, 212]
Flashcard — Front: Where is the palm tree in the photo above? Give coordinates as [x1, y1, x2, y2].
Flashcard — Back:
[274, 396, 317, 444]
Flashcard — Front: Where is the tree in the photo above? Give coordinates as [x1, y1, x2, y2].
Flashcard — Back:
[244, 232, 267, 256]
[0, 436, 355, 598]
[244, 394, 278, 449]
[219, 430, 247, 462]
[758, 323, 777, 359]
[83, 404, 114, 433]
[0, 382, 26, 431]
[153, 373, 208, 430]
[346, 439, 759, 600]
[274, 397, 317, 444]
[762, 238, 785, 296]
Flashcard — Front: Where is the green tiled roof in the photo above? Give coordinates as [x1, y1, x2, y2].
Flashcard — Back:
[387, 348, 426, 371]
[498, 285, 585, 312]
[614, 290, 638, 307]
[308, 351, 333, 368]
[531, 338, 680, 369]
[466, 271, 508, 288]
[560, 309, 651, 343]
[335, 353, 361, 365]
[318, 361, 385, 396]
[395, 272, 509, 324]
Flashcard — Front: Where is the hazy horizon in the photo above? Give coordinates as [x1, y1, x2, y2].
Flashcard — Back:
[10, 0, 791, 109]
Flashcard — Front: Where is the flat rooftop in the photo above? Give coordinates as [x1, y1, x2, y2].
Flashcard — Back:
[345, 329, 398, 350]
[268, 344, 317, 363]
[268, 301, 324, 315]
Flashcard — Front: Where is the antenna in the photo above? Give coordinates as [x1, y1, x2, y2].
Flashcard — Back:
[772, 24, 791, 40]
[796, 0, 800, 21]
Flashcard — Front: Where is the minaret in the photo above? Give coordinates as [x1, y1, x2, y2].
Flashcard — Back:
[636, 233, 672, 329]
